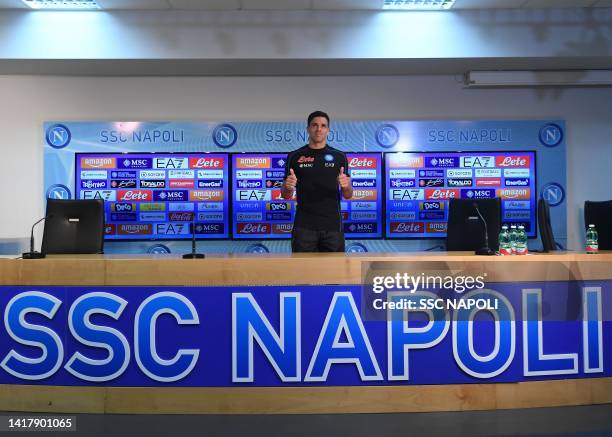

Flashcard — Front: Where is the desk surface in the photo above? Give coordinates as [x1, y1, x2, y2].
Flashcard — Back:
[1, 252, 612, 414]
[1, 251, 611, 286]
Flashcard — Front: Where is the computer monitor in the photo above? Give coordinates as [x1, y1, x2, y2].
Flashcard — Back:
[538, 198, 556, 252]
[446, 197, 501, 252]
[41, 199, 105, 254]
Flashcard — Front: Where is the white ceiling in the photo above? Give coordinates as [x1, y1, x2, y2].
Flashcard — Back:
[0, 0, 611, 10]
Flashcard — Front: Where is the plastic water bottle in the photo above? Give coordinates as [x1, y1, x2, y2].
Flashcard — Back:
[509, 225, 518, 255]
[498, 225, 512, 255]
[586, 224, 599, 254]
[515, 225, 528, 255]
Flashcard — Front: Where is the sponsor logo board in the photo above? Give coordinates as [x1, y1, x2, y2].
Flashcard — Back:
[425, 189, 460, 200]
[139, 212, 166, 221]
[118, 224, 152, 235]
[497, 188, 531, 200]
[189, 157, 224, 169]
[389, 189, 424, 200]
[447, 169, 473, 178]
[140, 180, 166, 189]
[139, 170, 166, 179]
[190, 190, 224, 201]
[197, 170, 224, 179]
[476, 178, 501, 186]
[461, 189, 495, 199]
[460, 156, 495, 168]
[81, 190, 117, 201]
[390, 169, 416, 179]
[154, 157, 188, 169]
[389, 211, 416, 220]
[80, 170, 107, 179]
[390, 222, 424, 233]
[140, 203, 166, 212]
[81, 157, 116, 169]
[236, 157, 270, 168]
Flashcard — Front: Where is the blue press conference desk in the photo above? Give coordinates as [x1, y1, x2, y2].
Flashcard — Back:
[0, 252, 611, 414]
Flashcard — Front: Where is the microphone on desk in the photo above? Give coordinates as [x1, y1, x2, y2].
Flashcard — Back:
[183, 212, 205, 259]
[473, 202, 495, 256]
[22, 215, 52, 259]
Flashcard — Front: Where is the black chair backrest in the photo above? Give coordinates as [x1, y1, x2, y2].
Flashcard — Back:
[538, 198, 556, 252]
[584, 200, 612, 250]
[447, 197, 501, 251]
[42, 199, 105, 254]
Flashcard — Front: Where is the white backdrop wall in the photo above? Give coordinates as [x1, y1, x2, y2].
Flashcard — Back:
[0, 74, 611, 250]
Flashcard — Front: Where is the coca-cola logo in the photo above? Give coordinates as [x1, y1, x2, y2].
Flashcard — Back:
[237, 223, 270, 234]
[349, 157, 376, 168]
[169, 212, 194, 221]
[118, 190, 152, 201]
[496, 156, 530, 167]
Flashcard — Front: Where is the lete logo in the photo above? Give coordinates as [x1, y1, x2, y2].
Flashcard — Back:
[118, 190, 152, 201]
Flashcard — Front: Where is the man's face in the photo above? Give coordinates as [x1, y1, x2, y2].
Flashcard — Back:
[307, 116, 330, 143]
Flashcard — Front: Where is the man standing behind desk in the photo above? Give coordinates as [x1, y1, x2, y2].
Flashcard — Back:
[282, 111, 353, 252]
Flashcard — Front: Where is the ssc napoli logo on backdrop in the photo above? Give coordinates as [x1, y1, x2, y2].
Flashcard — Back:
[147, 244, 171, 254]
[212, 124, 238, 148]
[346, 242, 368, 253]
[245, 243, 269, 253]
[46, 184, 71, 200]
[45, 124, 71, 149]
[541, 183, 565, 206]
[538, 123, 563, 147]
[375, 124, 400, 149]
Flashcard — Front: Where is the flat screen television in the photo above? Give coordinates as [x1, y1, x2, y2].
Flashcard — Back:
[75, 153, 230, 240]
[384, 151, 536, 238]
[230, 152, 383, 239]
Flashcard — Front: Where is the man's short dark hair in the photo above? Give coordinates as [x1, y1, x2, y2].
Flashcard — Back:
[307, 111, 330, 126]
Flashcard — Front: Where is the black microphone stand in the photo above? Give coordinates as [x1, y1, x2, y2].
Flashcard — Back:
[183, 214, 204, 259]
[473, 203, 495, 256]
[22, 215, 51, 259]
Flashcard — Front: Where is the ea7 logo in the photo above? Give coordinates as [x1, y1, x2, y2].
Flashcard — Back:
[154, 158, 188, 169]
[460, 156, 494, 168]
[389, 189, 424, 200]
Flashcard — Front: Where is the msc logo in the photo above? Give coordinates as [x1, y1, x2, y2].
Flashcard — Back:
[46, 184, 71, 200]
[245, 243, 270, 253]
[213, 123, 238, 148]
[375, 124, 399, 148]
[539, 123, 563, 147]
[541, 183, 565, 207]
[45, 124, 71, 149]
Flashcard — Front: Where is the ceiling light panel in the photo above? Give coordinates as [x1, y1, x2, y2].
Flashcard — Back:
[382, 0, 455, 9]
[20, 0, 100, 9]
